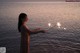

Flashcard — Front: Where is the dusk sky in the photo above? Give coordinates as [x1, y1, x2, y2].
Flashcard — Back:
[0, 0, 65, 2]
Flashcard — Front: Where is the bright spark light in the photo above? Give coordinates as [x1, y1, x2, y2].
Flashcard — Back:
[48, 23, 51, 27]
[57, 22, 61, 28]
[64, 28, 67, 30]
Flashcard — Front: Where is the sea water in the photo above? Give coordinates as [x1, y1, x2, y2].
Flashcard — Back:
[0, 2, 80, 53]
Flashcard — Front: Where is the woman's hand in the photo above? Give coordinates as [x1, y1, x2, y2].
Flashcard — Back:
[35, 28, 41, 31]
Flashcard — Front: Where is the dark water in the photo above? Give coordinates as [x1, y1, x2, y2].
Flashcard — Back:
[0, 2, 80, 53]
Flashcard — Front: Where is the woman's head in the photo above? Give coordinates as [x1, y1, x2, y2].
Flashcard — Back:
[18, 13, 28, 32]
[19, 13, 28, 22]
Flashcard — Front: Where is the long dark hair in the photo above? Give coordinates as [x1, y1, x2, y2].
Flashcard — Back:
[18, 13, 27, 32]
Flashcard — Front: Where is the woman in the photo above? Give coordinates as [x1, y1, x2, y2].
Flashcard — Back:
[18, 13, 45, 53]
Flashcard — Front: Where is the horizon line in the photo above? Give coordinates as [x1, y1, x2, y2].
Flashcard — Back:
[0, 1, 80, 3]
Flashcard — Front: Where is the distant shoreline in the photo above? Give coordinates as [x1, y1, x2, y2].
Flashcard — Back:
[66, 0, 80, 2]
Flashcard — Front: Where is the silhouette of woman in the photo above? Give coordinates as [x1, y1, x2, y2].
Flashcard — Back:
[18, 13, 45, 53]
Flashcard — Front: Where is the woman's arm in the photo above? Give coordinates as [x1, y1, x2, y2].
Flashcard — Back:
[24, 25, 45, 35]
[30, 29, 45, 34]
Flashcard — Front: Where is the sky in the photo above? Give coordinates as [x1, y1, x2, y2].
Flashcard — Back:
[0, 0, 65, 2]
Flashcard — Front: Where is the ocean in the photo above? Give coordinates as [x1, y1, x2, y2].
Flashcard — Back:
[0, 2, 80, 53]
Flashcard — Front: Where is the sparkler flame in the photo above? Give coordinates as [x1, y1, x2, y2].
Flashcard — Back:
[48, 23, 51, 27]
[57, 22, 61, 28]
[64, 28, 67, 30]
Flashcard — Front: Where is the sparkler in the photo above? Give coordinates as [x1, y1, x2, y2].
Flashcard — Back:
[57, 22, 61, 28]
[48, 23, 52, 27]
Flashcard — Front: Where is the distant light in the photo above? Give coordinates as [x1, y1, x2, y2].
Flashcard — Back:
[48, 23, 51, 27]
[57, 22, 61, 28]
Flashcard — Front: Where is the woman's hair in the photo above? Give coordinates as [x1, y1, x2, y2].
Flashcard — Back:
[18, 13, 27, 32]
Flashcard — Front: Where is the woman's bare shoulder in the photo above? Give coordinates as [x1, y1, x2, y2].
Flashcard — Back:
[20, 25, 29, 31]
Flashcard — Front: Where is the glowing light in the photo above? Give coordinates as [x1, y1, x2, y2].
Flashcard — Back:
[57, 22, 61, 28]
[48, 23, 51, 27]
[64, 28, 67, 30]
